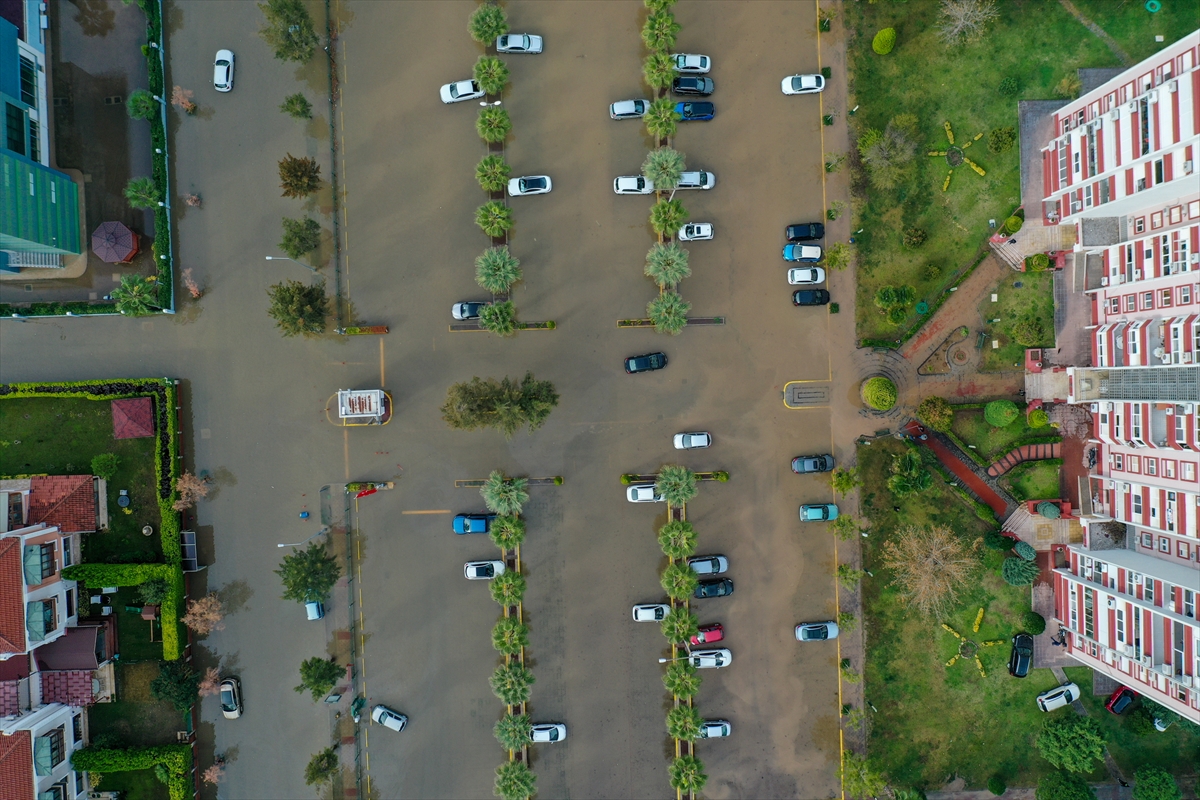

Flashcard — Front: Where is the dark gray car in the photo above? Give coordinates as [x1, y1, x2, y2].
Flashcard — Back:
[791, 454, 834, 474]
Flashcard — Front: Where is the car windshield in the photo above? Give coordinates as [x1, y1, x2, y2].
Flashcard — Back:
[808, 627, 827, 639]
[220, 690, 234, 707]
[523, 179, 544, 189]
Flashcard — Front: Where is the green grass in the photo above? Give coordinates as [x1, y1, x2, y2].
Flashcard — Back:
[108, 588, 165, 662]
[0, 397, 162, 562]
[1068, 0, 1200, 63]
[844, 1, 1195, 343]
[88, 663, 186, 747]
[93, 769, 169, 800]
[1004, 461, 1061, 502]
[978, 271, 1055, 372]
[951, 408, 1049, 460]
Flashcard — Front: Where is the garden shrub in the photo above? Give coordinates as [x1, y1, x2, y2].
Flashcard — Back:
[988, 126, 1016, 154]
[1003, 215, 1023, 234]
[987, 775, 1007, 796]
[872, 27, 896, 55]
[1026, 252, 1051, 271]
[1014, 540, 1037, 561]
[1002, 556, 1040, 586]
[861, 377, 897, 411]
[72, 746, 192, 800]
[998, 77, 1019, 97]
[917, 396, 953, 432]
[1028, 408, 1050, 427]
[91, 453, 120, 481]
[983, 400, 1019, 428]
[1023, 610, 1047, 635]
[887, 306, 908, 325]
[984, 529, 1012, 551]
[902, 228, 927, 249]
[922, 263, 941, 280]
[1011, 314, 1047, 347]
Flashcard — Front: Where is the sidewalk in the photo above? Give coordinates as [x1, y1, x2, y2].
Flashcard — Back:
[903, 421, 1013, 518]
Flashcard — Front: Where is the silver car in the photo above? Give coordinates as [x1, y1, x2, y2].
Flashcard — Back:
[782, 74, 825, 95]
[371, 704, 408, 732]
[699, 720, 731, 738]
[464, 560, 506, 580]
[671, 53, 711, 73]
[614, 175, 654, 194]
[632, 603, 670, 622]
[610, 99, 650, 120]
[213, 49, 234, 93]
[626, 484, 664, 503]
[690, 649, 733, 669]
[788, 267, 826, 285]
[678, 223, 713, 241]
[673, 431, 712, 449]
[795, 621, 839, 641]
[496, 33, 543, 54]
[440, 79, 485, 104]
[677, 171, 715, 190]
[687, 555, 729, 575]
[508, 176, 552, 196]
[1036, 682, 1080, 712]
[219, 677, 242, 719]
[529, 723, 567, 742]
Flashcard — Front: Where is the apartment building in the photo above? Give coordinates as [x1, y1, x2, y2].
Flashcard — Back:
[0, 702, 89, 800]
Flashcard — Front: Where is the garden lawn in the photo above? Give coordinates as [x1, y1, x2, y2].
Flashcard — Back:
[1003, 461, 1061, 503]
[844, 1, 1195, 344]
[951, 407, 1053, 461]
[93, 769, 169, 800]
[978, 270, 1055, 372]
[0, 397, 162, 562]
[88, 663, 185, 746]
[109, 588, 165, 662]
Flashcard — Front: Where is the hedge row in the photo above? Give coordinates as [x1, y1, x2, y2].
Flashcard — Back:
[0, 302, 119, 317]
[136, 0, 174, 310]
[72, 745, 192, 800]
[945, 430, 990, 468]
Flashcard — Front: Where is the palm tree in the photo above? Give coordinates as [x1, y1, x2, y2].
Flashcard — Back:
[493, 712, 531, 750]
[123, 177, 161, 209]
[641, 11, 680, 52]
[476, 107, 512, 143]
[111, 275, 159, 316]
[666, 705, 703, 741]
[476, 202, 514, 237]
[642, 147, 685, 193]
[468, 3, 508, 44]
[669, 755, 708, 793]
[657, 464, 698, 506]
[660, 608, 699, 644]
[644, 242, 690, 288]
[489, 515, 526, 550]
[489, 663, 534, 705]
[481, 470, 529, 515]
[278, 154, 322, 198]
[489, 571, 527, 607]
[480, 301, 518, 336]
[492, 618, 530, 655]
[658, 521, 697, 559]
[650, 198, 687, 237]
[643, 98, 679, 140]
[474, 246, 522, 293]
[476, 155, 511, 193]
[642, 53, 674, 92]
[474, 56, 510, 96]
[661, 563, 698, 600]
[494, 761, 537, 800]
[126, 89, 159, 120]
[645, 0, 677, 11]
[647, 291, 691, 335]
[662, 662, 700, 698]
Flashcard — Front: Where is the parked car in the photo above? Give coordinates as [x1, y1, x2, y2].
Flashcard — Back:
[213, 50, 235, 93]
[508, 176, 552, 196]
[371, 704, 408, 732]
[452, 301, 489, 320]
[464, 560, 506, 580]
[690, 649, 733, 669]
[694, 578, 733, 599]
[453, 513, 496, 534]
[673, 431, 712, 449]
[614, 175, 654, 194]
[788, 267, 826, 285]
[1036, 682, 1081, 712]
[791, 454, 834, 474]
[610, 99, 650, 120]
[1105, 685, 1137, 714]
[626, 484, 665, 503]
[783, 244, 824, 262]
[795, 621, 839, 642]
[781, 74, 825, 95]
[672, 76, 714, 96]
[625, 352, 667, 373]
[786, 222, 826, 241]
[440, 79, 485, 104]
[632, 603, 670, 622]
[799, 503, 839, 522]
[219, 677, 242, 719]
[677, 171, 715, 190]
[1008, 633, 1034, 678]
[675, 101, 715, 121]
[496, 33, 543, 53]
[691, 623, 724, 646]
[305, 600, 325, 621]
[687, 555, 729, 575]
[672, 53, 711, 73]
[793, 289, 831, 306]
[678, 223, 714, 241]
[529, 723, 567, 742]
[699, 720, 731, 738]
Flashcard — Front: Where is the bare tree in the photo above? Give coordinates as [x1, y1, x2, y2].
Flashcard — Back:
[198, 666, 221, 697]
[173, 472, 210, 511]
[170, 85, 196, 115]
[182, 593, 226, 635]
[937, 0, 999, 46]
[202, 763, 225, 785]
[880, 524, 977, 618]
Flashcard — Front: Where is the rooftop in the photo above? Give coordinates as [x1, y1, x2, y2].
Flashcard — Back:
[111, 396, 155, 439]
[27, 476, 95, 534]
[1069, 366, 1200, 403]
[0, 538, 25, 654]
[0, 728, 32, 800]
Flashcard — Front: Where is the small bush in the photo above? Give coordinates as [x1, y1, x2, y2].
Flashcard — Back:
[984, 529, 1013, 551]
[872, 28, 896, 55]
[1003, 215, 1023, 234]
[1027, 252, 1051, 271]
[861, 377, 897, 411]
[917, 397, 953, 432]
[1001, 556, 1040, 586]
[1023, 610, 1047, 635]
[91, 453, 120, 481]
[988, 126, 1016, 154]
[830, 302, 840, 314]
[998, 77, 1019, 97]
[280, 93, 312, 119]
[987, 775, 1007, 796]
[1028, 408, 1050, 427]
[902, 228, 927, 249]
[1011, 315, 1047, 347]
[984, 400, 1019, 428]
[1014, 540, 1037, 561]
[922, 263, 941, 280]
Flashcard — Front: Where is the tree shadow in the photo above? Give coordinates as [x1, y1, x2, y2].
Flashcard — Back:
[70, 0, 115, 37]
[216, 579, 253, 615]
[201, 466, 237, 501]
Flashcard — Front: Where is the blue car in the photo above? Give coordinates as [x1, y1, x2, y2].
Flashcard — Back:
[453, 513, 496, 534]
[674, 101, 714, 121]
[799, 503, 839, 522]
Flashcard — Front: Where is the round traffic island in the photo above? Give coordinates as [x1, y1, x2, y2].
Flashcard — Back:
[861, 376, 897, 411]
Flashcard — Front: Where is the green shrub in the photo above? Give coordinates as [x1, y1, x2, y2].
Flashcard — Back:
[902, 228, 927, 249]
[861, 377, 897, 411]
[1026, 252, 1051, 271]
[1014, 540, 1037, 561]
[280, 93, 312, 119]
[984, 529, 1013, 550]
[984, 400, 1019, 427]
[998, 77, 1019, 97]
[1023, 610, 1047, 635]
[917, 397, 953, 432]
[988, 126, 1016, 154]
[1002, 556, 1040, 586]
[987, 776, 1007, 796]
[1011, 315, 1048, 346]
[1028, 408, 1050, 427]
[90, 453, 120, 480]
[872, 28, 896, 55]
[1003, 215, 1023, 234]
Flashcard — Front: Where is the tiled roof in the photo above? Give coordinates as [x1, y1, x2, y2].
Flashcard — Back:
[0, 680, 19, 717]
[0, 729, 33, 800]
[41, 669, 95, 707]
[111, 397, 154, 439]
[28, 475, 95, 533]
[0, 538, 25, 654]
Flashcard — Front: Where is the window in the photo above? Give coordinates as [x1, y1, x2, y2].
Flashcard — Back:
[1170, 205, 1184, 225]
[1183, 462, 1197, 481]
[1141, 532, 1153, 547]
[1125, 295, 1137, 311]
[1058, 143, 1069, 184]
[1155, 159, 1164, 184]
[27, 118, 38, 163]
[1114, 453, 1125, 470]
[1162, 289, 1174, 307]
[1151, 211, 1164, 228]
[1179, 541, 1191, 559]
[1164, 460, 1177, 478]
[1145, 458, 1157, 476]
[1160, 537, 1171, 552]
[1142, 291, 1154, 309]
[18, 56, 36, 107]
[5, 103, 26, 156]
[64, 588, 74, 619]
[1116, 608, 1125, 643]
[1074, 151, 1081, 173]
[1134, 217, 1146, 234]
[1186, 589, 1196, 619]
[1128, 455, 1141, 473]
[1084, 589, 1095, 639]
[39, 543, 55, 579]
[1132, 492, 1143, 515]
[72, 714, 82, 743]
[61, 536, 72, 568]
[1109, 297, 1121, 314]
[1180, 286, 1192, 304]
[1145, 576, 1155, 604]
[35, 727, 65, 776]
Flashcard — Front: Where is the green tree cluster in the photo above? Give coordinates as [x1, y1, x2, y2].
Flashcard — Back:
[861, 377, 897, 411]
[280, 93, 312, 119]
[150, 661, 199, 712]
[275, 541, 342, 603]
[278, 154, 321, 197]
[295, 656, 343, 701]
[259, 0, 320, 63]
[917, 396, 954, 432]
[266, 279, 329, 337]
[440, 372, 559, 438]
[984, 399, 1019, 427]
[1036, 716, 1105, 772]
[279, 217, 321, 259]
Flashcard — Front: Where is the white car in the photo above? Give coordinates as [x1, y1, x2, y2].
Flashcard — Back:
[782, 74, 826, 95]
[673, 431, 712, 449]
[678, 223, 713, 241]
[687, 555, 729, 575]
[626, 484, 664, 503]
[610, 99, 650, 120]
[677, 171, 715, 190]
[632, 603, 671, 622]
[464, 560, 506, 580]
[690, 648, 732, 669]
[529, 723, 566, 743]
[788, 267, 826, 285]
[699, 720, 731, 739]
[213, 49, 234, 93]
[614, 175, 654, 195]
[497, 33, 543, 54]
[508, 176, 552, 196]
[672, 54, 711, 73]
[440, 79, 485, 104]
[219, 678, 241, 719]
[371, 704, 408, 732]
[795, 621, 839, 641]
[1036, 683, 1081, 712]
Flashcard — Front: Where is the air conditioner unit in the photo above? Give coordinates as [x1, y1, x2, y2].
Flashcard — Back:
[1128, 101, 1137, 112]
[1168, 79, 1178, 93]
[1142, 654, 1154, 666]
[1148, 90, 1159, 103]
[1104, 402, 1114, 412]
[1158, 663, 1173, 675]
[1136, 178, 1147, 192]
[1107, 480, 1116, 489]
[1106, 597, 1116, 608]
[1189, 253, 1199, 264]
[1121, 644, 1135, 657]
[1101, 277, 1109, 286]
[1122, 482, 1132, 491]
[1090, 403, 1099, 412]
[1185, 161, 1195, 175]
[1186, 403, 1195, 414]
[1134, 269, 1143, 280]
[1180, 675, 1194, 687]
[1109, 109, 1120, 121]
[1183, 353, 1195, 364]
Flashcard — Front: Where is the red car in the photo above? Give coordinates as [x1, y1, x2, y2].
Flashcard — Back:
[691, 623, 724, 646]
[1105, 685, 1137, 714]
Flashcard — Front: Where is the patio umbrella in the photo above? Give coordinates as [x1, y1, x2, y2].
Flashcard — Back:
[91, 221, 139, 263]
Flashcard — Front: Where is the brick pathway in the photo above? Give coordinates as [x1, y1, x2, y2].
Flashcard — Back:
[987, 442, 1063, 477]
[903, 421, 1013, 517]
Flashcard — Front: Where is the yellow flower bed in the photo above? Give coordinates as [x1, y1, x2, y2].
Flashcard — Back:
[964, 157, 986, 176]
[945, 655, 959, 667]
[944, 120, 955, 145]
[943, 171, 953, 192]
[975, 656, 986, 677]
[973, 608, 985, 633]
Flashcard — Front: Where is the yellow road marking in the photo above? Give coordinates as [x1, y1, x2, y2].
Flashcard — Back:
[400, 509, 452, 515]
[379, 339, 385, 386]
[343, 429, 350, 481]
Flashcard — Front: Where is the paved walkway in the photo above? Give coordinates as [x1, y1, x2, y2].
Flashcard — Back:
[901, 254, 1013, 365]
[903, 421, 1013, 517]
[987, 442, 1062, 477]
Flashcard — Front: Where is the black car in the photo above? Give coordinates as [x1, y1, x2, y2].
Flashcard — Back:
[671, 76, 714, 96]
[694, 578, 734, 599]
[625, 352, 668, 374]
[1008, 633, 1033, 678]
[792, 289, 830, 306]
[786, 222, 825, 242]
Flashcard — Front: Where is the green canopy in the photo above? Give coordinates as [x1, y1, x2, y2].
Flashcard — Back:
[1037, 501, 1061, 519]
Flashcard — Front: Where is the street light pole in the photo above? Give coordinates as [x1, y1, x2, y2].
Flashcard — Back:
[658, 651, 692, 663]
[277, 527, 329, 548]
[264, 255, 317, 274]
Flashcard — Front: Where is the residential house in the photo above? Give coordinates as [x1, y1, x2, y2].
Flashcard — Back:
[0, 702, 88, 800]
